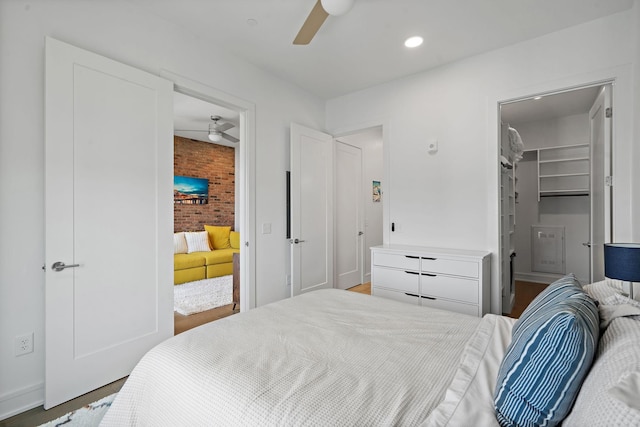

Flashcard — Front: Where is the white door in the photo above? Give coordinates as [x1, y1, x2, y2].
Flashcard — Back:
[290, 123, 333, 296]
[335, 141, 363, 290]
[45, 38, 174, 408]
[589, 84, 612, 282]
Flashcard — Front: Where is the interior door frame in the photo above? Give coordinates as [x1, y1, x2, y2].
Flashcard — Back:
[498, 81, 613, 285]
[161, 71, 256, 311]
[490, 64, 634, 314]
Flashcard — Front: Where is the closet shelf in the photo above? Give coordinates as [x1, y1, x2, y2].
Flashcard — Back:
[539, 156, 589, 164]
[540, 172, 589, 179]
[540, 189, 590, 197]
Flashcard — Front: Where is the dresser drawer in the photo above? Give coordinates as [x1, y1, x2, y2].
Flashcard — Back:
[372, 287, 420, 306]
[420, 257, 478, 278]
[372, 267, 419, 293]
[373, 252, 420, 270]
[420, 297, 479, 317]
[420, 274, 478, 304]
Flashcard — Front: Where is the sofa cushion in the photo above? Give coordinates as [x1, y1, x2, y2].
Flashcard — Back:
[204, 225, 231, 249]
[174, 253, 206, 270]
[185, 231, 211, 253]
[174, 232, 188, 254]
[202, 248, 236, 265]
[230, 231, 240, 249]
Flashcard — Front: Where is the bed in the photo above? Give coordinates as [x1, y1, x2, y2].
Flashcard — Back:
[100, 278, 640, 426]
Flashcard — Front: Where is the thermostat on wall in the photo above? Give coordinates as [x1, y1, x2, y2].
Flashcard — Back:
[427, 139, 438, 153]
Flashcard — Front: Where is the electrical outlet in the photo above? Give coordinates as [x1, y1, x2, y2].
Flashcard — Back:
[15, 333, 34, 356]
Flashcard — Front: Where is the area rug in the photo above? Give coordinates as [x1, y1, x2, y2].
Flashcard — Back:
[38, 393, 115, 427]
[174, 275, 233, 315]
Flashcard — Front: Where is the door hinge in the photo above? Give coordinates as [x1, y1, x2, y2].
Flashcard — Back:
[605, 107, 612, 118]
[605, 176, 613, 186]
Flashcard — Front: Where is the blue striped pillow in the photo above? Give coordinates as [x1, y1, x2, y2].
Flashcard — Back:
[494, 274, 599, 427]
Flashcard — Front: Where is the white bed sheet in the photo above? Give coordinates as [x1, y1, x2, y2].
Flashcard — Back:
[424, 314, 516, 427]
[101, 289, 482, 426]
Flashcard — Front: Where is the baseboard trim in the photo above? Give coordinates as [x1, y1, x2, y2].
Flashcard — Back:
[515, 272, 588, 286]
[0, 382, 44, 421]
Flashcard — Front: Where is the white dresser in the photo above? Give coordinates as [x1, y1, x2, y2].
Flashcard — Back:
[370, 245, 491, 317]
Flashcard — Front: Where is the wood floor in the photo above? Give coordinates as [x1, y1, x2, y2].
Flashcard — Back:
[174, 302, 238, 335]
[1, 279, 543, 426]
[506, 280, 549, 319]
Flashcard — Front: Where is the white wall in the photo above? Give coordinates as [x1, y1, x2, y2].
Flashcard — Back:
[512, 114, 591, 284]
[0, 0, 324, 418]
[362, 140, 384, 280]
[326, 9, 638, 315]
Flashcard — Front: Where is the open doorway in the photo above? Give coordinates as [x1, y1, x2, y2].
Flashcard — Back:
[335, 126, 384, 291]
[499, 83, 612, 314]
[172, 92, 242, 334]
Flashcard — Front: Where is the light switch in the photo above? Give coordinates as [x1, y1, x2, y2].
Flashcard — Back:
[262, 223, 272, 234]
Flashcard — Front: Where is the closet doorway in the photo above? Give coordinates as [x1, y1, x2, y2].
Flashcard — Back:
[499, 83, 612, 313]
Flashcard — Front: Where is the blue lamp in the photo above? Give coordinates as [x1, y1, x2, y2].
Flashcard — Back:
[604, 243, 640, 300]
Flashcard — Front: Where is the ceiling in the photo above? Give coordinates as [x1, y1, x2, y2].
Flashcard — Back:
[128, 0, 633, 100]
[173, 92, 239, 146]
[501, 85, 601, 124]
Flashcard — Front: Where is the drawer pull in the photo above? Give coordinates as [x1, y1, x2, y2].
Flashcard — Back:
[422, 257, 437, 261]
[404, 293, 420, 298]
[421, 296, 436, 300]
[405, 255, 419, 259]
[405, 271, 419, 275]
[421, 273, 437, 277]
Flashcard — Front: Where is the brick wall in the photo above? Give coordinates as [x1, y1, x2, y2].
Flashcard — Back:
[174, 136, 235, 232]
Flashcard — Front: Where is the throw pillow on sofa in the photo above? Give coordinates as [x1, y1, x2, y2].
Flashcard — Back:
[230, 231, 240, 249]
[184, 231, 211, 253]
[174, 232, 188, 254]
[204, 225, 231, 249]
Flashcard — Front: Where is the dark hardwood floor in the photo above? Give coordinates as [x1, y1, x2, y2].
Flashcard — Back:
[1, 280, 544, 426]
[506, 280, 549, 319]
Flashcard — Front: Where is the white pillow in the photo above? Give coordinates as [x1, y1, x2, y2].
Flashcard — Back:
[608, 371, 640, 411]
[184, 231, 211, 253]
[173, 232, 188, 254]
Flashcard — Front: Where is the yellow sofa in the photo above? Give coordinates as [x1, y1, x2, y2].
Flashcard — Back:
[173, 227, 240, 285]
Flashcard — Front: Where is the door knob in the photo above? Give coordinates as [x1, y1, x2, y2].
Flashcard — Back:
[291, 238, 306, 244]
[358, 231, 364, 236]
[582, 242, 592, 247]
[51, 261, 80, 272]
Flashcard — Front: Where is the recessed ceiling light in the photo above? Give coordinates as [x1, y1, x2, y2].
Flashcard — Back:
[404, 36, 423, 48]
[246, 18, 258, 26]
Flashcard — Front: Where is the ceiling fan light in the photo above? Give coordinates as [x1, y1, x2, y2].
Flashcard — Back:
[208, 131, 222, 142]
[320, 0, 354, 16]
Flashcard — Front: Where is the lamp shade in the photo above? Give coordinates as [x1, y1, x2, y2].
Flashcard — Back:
[604, 243, 640, 281]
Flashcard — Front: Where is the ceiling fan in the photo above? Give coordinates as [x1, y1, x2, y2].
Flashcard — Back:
[176, 116, 239, 143]
[293, 0, 355, 45]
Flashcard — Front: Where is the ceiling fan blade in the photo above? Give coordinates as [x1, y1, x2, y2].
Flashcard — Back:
[175, 129, 208, 132]
[222, 133, 240, 143]
[212, 122, 234, 133]
[293, 0, 329, 45]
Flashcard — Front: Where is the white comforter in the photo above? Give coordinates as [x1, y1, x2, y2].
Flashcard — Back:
[101, 289, 487, 426]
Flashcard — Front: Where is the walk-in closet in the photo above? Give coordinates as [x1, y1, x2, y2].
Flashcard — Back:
[499, 84, 612, 314]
